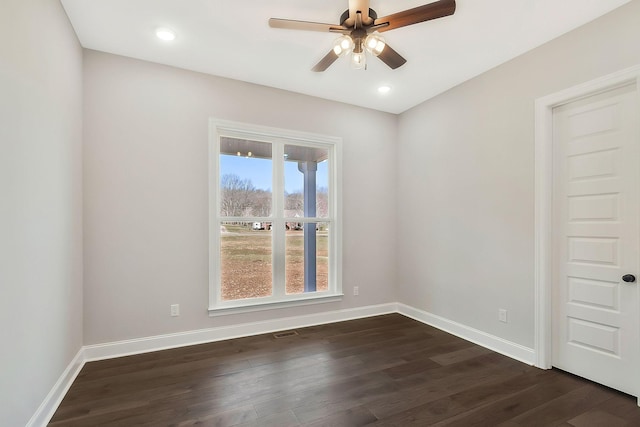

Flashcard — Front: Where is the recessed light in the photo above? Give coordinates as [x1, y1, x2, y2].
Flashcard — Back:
[378, 85, 391, 94]
[156, 28, 176, 41]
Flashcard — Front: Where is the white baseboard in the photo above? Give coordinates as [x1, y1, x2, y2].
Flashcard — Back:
[83, 303, 398, 361]
[397, 303, 535, 365]
[32, 301, 536, 426]
[26, 348, 85, 427]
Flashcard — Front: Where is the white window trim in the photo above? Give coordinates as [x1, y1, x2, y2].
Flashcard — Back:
[208, 119, 343, 315]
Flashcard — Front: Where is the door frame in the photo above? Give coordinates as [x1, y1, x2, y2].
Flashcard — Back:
[534, 65, 640, 380]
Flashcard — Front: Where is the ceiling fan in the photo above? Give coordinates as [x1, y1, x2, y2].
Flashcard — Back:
[269, 0, 456, 72]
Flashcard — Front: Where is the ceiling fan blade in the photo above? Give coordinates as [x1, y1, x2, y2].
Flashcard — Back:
[269, 18, 346, 33]
[312, 50, 340, 72]
[377, 44, 407, 69]
[375, 0, 456, 33]
[345, 0, 372, 27]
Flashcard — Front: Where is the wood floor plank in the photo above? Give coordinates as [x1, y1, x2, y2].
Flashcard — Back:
[301, 405, 378, 427]
[429, 344, 494, 366]
[566, 409, 628, 427]
[428, 369, 585, 426]
[366, 364, 516, 420]
[234, 410, 301, 427]
[585, 392, 640, 425]
[49, 314, 640, 426]
[500, 384, 621, 426]
[288, 374, 397, 424]
[253, 370, 396, 419]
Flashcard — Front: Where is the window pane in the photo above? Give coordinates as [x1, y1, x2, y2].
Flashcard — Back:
[220, 223, 272, 300]
[285, 223, 329, 295]
[284, 145, 329, 218]
[220, 138, 272, 217]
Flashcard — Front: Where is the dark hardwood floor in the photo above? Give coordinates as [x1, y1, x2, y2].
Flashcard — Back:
[49, 314, 640, 426]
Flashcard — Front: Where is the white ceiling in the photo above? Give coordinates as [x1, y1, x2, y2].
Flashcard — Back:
[61, 0, 630, 114]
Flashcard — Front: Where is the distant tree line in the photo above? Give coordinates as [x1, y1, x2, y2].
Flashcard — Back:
[221, 173, 328, 217]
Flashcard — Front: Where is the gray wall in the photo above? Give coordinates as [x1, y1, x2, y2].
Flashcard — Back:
[0, 1, 83, 426]
[82, 50, 398, 344]
[396, 1, 640, 349]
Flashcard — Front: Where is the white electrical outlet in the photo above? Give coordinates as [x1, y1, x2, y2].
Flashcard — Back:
[171, 304, 180, 317]
[353, 286, 359, 296]
[498, 308, 508, 323]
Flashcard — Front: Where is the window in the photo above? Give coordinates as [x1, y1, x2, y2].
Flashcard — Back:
[209, 119, 342, 314]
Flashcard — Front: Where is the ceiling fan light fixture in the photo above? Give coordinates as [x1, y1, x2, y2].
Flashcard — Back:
[351, 50, 366, 69]
[365, 32, 385, 56]
[333, 35, 354, 57]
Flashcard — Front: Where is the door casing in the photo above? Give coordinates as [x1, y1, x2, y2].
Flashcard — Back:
[534, 65, 640, 400]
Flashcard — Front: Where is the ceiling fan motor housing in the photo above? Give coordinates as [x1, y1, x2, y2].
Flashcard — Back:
[340, 9, 377, 26]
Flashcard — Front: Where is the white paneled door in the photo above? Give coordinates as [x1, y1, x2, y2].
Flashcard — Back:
[552, 83, 640, 396]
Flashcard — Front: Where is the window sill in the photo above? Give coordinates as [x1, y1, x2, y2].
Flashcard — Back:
[209, 293, 344, 317]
